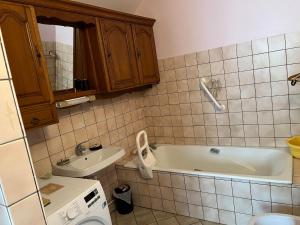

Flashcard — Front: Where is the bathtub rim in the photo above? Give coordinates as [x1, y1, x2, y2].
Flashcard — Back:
[124, 144, 293, 184]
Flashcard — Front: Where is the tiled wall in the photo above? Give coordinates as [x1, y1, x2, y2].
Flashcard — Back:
[117, 166, 300, 225]
[42, 41, 73, 91]
[27, 92, 147, 201]
[0, 30, 47, 224]
[144, 31, 300, 148]
[42, 42, 56, 89]
[55, 42, 73, 90]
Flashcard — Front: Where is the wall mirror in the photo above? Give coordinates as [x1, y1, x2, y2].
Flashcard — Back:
[38, 24, 74, 91]
[35, 10, 101, 101]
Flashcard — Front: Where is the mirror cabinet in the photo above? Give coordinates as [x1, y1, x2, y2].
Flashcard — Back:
[0, 0, 159, 129]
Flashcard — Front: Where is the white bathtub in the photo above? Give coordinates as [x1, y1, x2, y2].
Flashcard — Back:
[125, 145, 293, 184]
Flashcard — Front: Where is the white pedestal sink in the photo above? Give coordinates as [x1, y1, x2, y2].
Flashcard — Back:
[249, 214, 300, 225]
[52, 146, 125, 177]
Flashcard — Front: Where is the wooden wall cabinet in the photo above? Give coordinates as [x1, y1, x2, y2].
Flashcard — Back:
[97, 19, 159, 92]
[0, 0, 159, 128]
[133, 24, 160, 85]
[0, 1, 57, 129]
[99, 19, 140, 91]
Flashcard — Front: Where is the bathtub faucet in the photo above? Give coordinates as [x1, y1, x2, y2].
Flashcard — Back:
[210, 148, 220, 154]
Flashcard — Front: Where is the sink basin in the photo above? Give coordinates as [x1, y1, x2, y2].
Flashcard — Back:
[52, 146, 125, 177]
[249, 214, 300, 225]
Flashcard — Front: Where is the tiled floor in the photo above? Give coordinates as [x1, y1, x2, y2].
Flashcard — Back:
[111, 207, 223, 225]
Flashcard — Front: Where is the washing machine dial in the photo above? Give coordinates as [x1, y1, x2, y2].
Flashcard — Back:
[66, 205, 80, 220]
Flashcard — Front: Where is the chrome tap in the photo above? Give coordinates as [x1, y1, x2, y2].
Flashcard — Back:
[75, 141, 88, 156]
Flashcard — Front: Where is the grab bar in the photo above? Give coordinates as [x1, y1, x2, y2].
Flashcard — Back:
[200, 78, 226, 111]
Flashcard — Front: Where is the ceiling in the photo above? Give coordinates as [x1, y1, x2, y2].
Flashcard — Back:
[72, 0, 143, 13]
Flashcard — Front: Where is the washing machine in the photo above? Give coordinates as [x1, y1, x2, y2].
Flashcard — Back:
[38, 176, 112, 225]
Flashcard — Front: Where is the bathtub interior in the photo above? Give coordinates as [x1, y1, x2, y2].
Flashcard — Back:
[125, 144, 292, 183]
[153, 145, 288, 176]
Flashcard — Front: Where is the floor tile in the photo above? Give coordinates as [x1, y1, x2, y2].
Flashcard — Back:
[176, 215, 199, 225]
[157, 217, 179, 225]
[153, 210, 174, 221]
[111, 206, 223, 225]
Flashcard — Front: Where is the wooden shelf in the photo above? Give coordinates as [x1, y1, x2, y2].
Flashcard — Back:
[54, 89, 97, 102]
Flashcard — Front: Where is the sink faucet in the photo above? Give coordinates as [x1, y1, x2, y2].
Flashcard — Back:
[75, 141, 88, 156]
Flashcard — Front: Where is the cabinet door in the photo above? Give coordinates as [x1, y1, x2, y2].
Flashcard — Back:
[0, 2, 54, 107]
[133, 24, 159, 84]
[100, 19, 139, 91]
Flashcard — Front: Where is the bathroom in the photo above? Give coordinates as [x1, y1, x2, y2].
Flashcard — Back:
[1, 0, 300, 225]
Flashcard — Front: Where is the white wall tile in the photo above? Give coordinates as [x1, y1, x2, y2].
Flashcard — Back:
[239, 70, 254, 85]
[197, 50, 209, 64]
[238, 56, 253, 71]
[0, 81, 22, 144]
[203, 207, 219, 223]
[287, 48, 300, 64]
[237, 42, 252, 57]
[0, 140, 36, 205]
[199, 178, 215, 193]
[253, 53, 269, 69]
[252, 38, 268, 54]
[188, 204, 203, 219]
[269, 50, 286, 67]
[234, 197, 252, 214]
[0, 41, 9, 79]
[272, 95, 289, 110]
[224, 58, 238, 73]
[215, 179, 232, 196]
[271, 81, 288, 96]
[254, 68, 270, 83]
[259, 125, 274, 138]
[217, 195, 234, 211]
[235, 213, 253, 225]
[257, 111, 273, 125]
[257, 97, 273, 111]
[209, 48, 223, 62]
[241, 85, 255, 99]
[286, 31, 300, 48]
[268, 35, 285, 51]
[232, 181, 251, 199]
[222, 45, 237, 60]
[225, 73, 240, 86]
[270, 66, 287, 81]
[271, 185, 292, 204]
[184, 53, 197, 66]
[9, 193, 45, 225]
[211, 61, 224, 75]
[219, 210, 236, 225]
[252, 200, 271, 215]
[255, 83, 271, 97]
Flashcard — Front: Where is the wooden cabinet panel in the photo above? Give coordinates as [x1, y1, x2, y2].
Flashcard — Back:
[0, 2, 54, 107]
[0, 2, 57, 129]
[99, 19, 140, 91]
[22, 104, 57, 129]
[133, 24, 159, 84]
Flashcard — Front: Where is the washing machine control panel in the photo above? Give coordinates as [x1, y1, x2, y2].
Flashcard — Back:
[84, 188, 101, 208]
[58, 202, 81, 222]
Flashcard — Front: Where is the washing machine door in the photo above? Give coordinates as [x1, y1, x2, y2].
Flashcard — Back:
[76, 216, 108, 225]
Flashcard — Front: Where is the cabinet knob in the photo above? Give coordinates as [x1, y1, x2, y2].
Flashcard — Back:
[34, 46, 42, 65]
[31, 117, 40, 126]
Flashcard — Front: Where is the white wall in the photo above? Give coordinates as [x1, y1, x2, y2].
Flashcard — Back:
[38, 24, 56, 42]
[38, 24, 73, 46]
[136, 0, 300, 59]
[55, 25, 74, 46]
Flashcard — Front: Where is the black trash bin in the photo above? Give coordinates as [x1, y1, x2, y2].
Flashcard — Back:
[113, 184, 133, 214]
